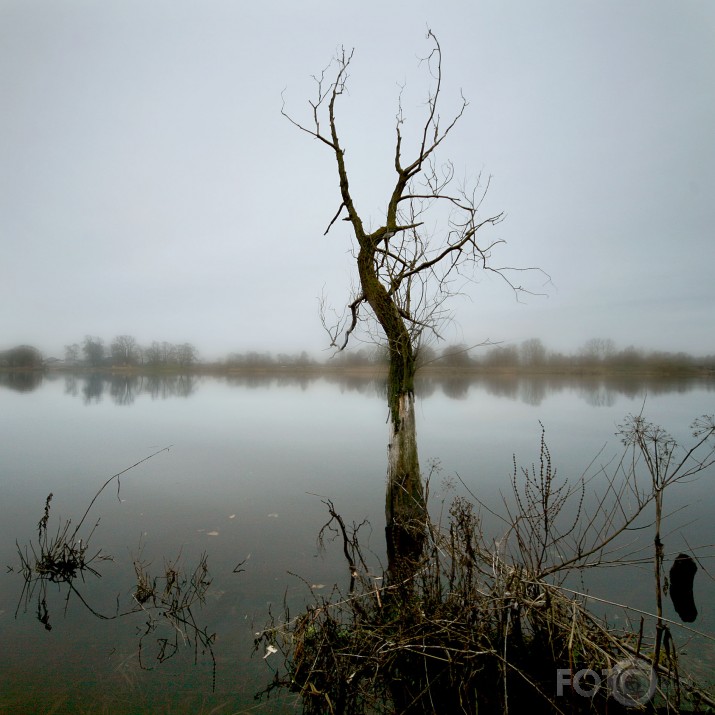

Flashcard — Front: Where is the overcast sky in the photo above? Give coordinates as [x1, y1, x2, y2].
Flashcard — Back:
[2, 1, 714, 361]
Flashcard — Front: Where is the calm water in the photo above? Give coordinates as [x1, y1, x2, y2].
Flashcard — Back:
[1, 372, 713, 712]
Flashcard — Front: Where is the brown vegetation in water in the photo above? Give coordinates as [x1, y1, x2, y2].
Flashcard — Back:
[255, 416, 715, 714]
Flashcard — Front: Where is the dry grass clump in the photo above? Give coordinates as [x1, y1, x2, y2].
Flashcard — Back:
[130, 547, 217, 686]
[257, 503, 627, 714]
[256, 417, 715, 714]
[11, 491, 112, 631]
[32, 493, 103, 582]
[9, 447, 218, 690]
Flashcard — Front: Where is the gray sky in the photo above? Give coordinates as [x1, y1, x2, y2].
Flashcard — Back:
[2, 0, 714, 361]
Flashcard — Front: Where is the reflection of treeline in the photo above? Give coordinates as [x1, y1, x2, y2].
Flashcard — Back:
[3, 369, 712, 407]
[61, 373, 198, 405]
[0, 369, 44, 392]
[421, 373, 715, 406]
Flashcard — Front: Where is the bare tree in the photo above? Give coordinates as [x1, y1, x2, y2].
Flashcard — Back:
[579, 337, 616, 364]
[284, 31, 541, 572]
[520, 337, 547, 367]
[64, 343, 81, 365]
[175, 342, 198, 368]
[82, 336, 105, 368]
[110, 335, 139, 366]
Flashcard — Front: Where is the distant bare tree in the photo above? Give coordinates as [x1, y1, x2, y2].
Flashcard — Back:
[64, 343, 80, 365]
[440, 343, 473, 368]
[82, 336, 105, 368]
[520, 337, 547, 366]
[158, 342, 176, 366]
[143, 341, 191, 368]
[579, 337, 616, 364]
[144, 342, 162, 367]
[483, 344, 520, 368]
[284, 31, 543, 572]
[175, 343, 198, 368]
[110, 335, 139, 366]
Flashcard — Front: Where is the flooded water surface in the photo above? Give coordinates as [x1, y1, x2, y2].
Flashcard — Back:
[1, 372, 713, 712]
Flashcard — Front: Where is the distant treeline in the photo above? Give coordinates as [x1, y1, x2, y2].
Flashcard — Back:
[229, 338, 714, 374]
[62, 336, 199, 369]
[1, 336, 714, 374]
[418, 337, 715, 374]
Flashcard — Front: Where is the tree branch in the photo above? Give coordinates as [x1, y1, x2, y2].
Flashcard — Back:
[285, 30, 546, 356]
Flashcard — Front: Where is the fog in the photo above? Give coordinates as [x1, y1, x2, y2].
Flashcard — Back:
[2, 1, 714, 360]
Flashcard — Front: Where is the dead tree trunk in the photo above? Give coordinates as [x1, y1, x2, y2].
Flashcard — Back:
[385, 383, 424, 572]
[357, 247, 425, 571]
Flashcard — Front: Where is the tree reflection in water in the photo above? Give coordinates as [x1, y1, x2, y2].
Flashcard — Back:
[1, 370, 712, 408]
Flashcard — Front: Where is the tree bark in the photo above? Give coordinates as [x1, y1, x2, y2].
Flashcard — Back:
[357, 246, 426, 574]
[385, 387, 425, 574]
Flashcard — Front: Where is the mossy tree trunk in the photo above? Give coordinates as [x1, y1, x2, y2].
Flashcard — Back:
[357, 246, 425, 572]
